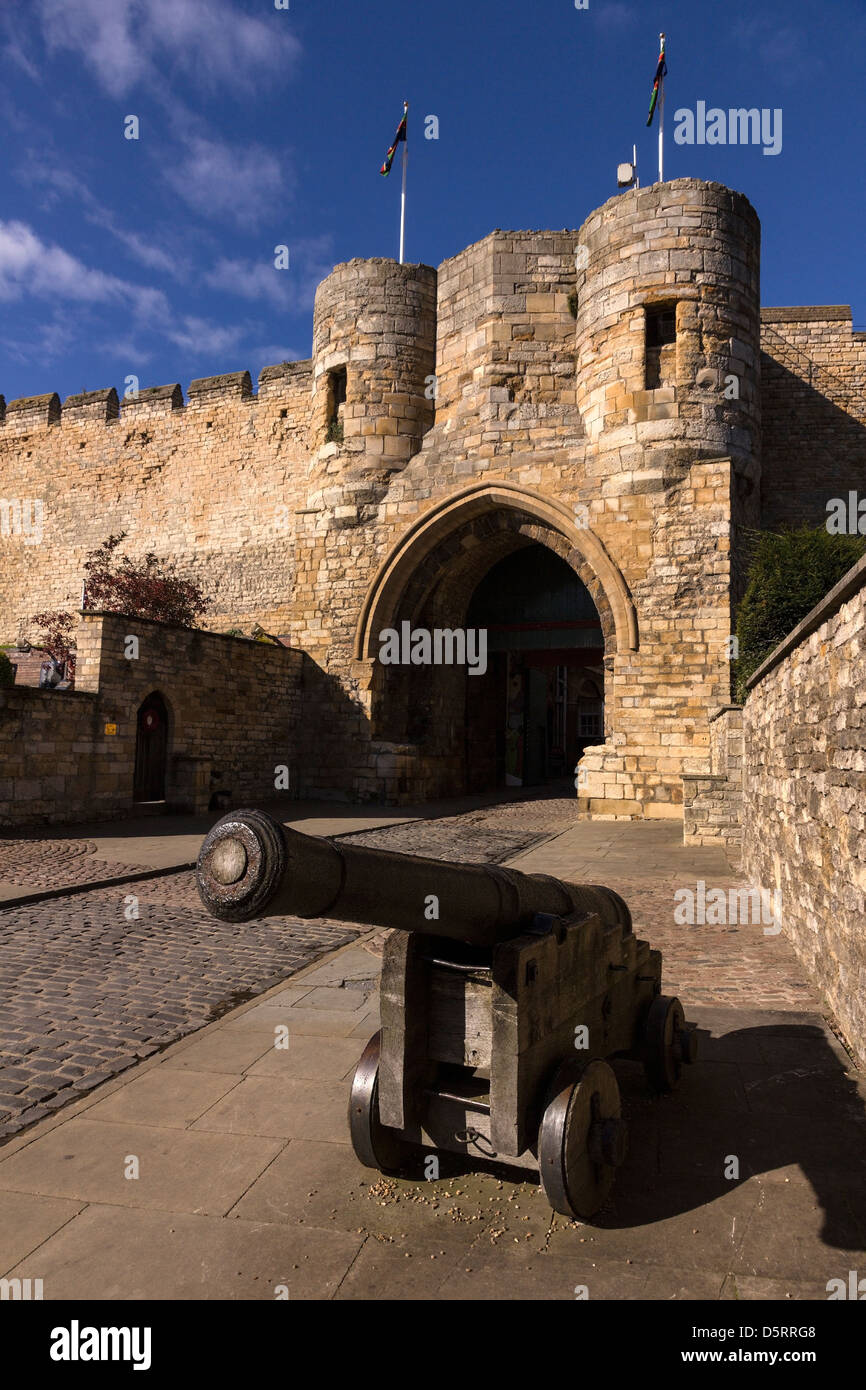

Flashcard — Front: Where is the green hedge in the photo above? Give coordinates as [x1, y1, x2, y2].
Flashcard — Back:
[0, 651, 15, 688]
[734, 526, 866, 700]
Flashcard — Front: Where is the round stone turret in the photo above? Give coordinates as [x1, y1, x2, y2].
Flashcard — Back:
[573, 179, 761, 477]
[312, 258, 437, 469]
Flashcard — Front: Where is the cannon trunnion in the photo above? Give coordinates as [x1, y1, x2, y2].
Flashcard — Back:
[197, 808, 697, 1219]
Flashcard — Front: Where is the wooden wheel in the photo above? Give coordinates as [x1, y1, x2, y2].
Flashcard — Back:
[643, 994, 696, 1092]
[348, 1031, 408, 1173]
[538, 1058, 627, 1219]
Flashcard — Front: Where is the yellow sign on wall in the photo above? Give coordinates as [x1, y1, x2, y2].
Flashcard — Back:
[104, 723, 117, 736]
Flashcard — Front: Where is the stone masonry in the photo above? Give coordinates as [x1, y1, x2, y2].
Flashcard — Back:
[1, 178, 865, 814]
[0, 612, 301, 826]
[741, 553, 866, 1066]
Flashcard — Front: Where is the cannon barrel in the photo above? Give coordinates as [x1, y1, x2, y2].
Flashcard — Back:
[196, 808, 632, 948]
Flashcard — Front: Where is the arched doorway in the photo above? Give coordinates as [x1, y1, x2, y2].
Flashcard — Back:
[465, 546, 604, 789]
[133, 692, 169, 803]
[357, 484, 637, 802]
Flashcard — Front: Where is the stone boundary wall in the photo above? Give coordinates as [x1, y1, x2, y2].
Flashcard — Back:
[742, 553, 866, 1063]
[0, 612, 301, 827]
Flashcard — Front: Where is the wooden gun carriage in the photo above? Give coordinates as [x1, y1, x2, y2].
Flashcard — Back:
[196, 808, 697, 1218]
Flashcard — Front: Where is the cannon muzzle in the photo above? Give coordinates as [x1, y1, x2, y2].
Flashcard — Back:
[196, 808, 631, 947]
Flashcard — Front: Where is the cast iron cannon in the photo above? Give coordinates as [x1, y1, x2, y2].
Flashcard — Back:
[196, 808, 697, 1218]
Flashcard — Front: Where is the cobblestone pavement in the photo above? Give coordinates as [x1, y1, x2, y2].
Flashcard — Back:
[614, 877, 822, 1015]
[0, 837, 149, 890]
[339, 794, 578, 863]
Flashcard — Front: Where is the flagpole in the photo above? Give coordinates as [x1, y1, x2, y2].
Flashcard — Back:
[399, 101, 408, 264]
[658, 32, 665, 183]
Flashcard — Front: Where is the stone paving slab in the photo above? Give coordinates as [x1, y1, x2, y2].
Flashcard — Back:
[0, 1189, 85, 1273]
[4, 1203, 363, 1301]
[0, 1118, 284, 1216]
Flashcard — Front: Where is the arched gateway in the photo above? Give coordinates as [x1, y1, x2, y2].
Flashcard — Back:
[356, 484, 637, 799]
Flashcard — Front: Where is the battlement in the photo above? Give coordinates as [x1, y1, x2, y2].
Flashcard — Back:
[0, 361, 314, 436]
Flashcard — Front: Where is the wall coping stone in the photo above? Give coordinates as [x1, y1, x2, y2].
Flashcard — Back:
[761, 305, 851, 323]
[79, 610, 297, 652]
[746, 551, 866, 689]
[709, 704, 743, 722]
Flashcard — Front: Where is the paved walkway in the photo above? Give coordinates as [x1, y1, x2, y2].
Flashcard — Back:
[1, 815, 863, 1300]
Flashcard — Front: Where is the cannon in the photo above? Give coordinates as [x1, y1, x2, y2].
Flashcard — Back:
[196, 808, 697, 1218]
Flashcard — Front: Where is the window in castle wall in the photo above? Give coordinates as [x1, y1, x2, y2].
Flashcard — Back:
[645, 304, 677, 389]
[326, 366, 347, 443]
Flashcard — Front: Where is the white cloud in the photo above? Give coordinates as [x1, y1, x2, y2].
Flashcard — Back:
[250, 344, 304, 368]
[35, 0, 300, 99]
[0, 219, 125, 302]
[0, 219, 170, 324]
[164, 315, 250, 357]
[165, 136, 287, 227]
[593, 4, 637, 30]
[16, 155, 188, 277]
[203, 256, 292, 305]
[733, 19, 819, 85]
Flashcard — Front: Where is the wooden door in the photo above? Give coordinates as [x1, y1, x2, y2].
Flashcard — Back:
[134, 693, 168, 802]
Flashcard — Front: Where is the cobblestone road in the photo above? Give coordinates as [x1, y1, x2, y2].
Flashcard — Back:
[0, 886, 358, 1139]
[0, 837, 149, 890]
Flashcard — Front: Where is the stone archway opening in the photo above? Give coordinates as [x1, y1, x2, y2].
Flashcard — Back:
[367, 501, 617, 800]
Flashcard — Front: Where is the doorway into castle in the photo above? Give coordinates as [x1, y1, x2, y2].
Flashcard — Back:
[463, 546, 604, 791]
[370, 516, 610, 802]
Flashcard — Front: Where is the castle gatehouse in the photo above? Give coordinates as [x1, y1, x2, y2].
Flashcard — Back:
[2, 177, 865, 819]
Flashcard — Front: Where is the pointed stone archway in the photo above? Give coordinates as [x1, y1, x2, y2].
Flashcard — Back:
[355, 483, 637, 799]
[356, 482, 638, 661]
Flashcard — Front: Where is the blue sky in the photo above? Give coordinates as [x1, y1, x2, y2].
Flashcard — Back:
[1, 0, 864, 405]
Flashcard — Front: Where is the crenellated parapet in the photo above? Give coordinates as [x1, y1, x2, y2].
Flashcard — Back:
[121, 383, 184, 421]
[0, 364, 314, 435]
[187, 371, 253, 409]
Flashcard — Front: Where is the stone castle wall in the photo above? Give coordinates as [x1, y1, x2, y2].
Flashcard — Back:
[0, 612, 301, 826]
[0, 363, 313, 641]
[760, 307, 866, 531]
[741, 554, 866, 1063]
[1, 177, 864, 811]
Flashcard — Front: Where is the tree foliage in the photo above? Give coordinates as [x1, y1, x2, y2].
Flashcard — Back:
[734, 525, 865, 700]
[83, 533, 210, 627]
